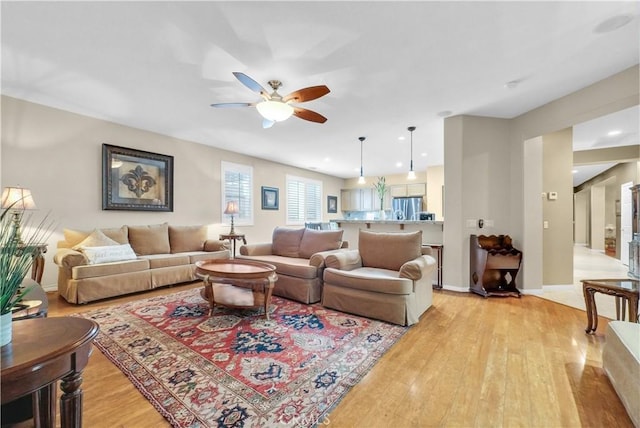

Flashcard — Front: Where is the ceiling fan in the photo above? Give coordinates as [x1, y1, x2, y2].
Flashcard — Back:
[211, 72, 330, 129]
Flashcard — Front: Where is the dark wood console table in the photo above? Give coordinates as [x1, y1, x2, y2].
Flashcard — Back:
[1, 317, 99, 427]
[582, 278, 639, 334]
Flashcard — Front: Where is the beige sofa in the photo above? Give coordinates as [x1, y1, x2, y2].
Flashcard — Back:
[54, 223, 229, 304]
[237, 227, 348, 304]
[322, 230, 436, 326]
[603, 321, 640, 427]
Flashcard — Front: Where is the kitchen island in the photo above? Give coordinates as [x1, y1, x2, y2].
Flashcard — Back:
[330, 219, 443, 246]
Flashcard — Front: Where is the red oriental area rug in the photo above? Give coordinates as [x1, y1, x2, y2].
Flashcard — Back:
[75, 288, 407, 427]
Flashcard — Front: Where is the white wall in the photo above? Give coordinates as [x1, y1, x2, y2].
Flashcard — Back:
[1, 96, 345, 289]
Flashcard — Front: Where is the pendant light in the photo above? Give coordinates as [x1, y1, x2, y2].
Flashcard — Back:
[407, 126, 416, 180]
[358, 136, 366, 184]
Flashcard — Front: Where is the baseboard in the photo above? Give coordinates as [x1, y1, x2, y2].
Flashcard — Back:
[440, 284, 469, 293]
[521, 288, 544, 296]
[541, 284, 576, 292]
[42, 284, 58, 293]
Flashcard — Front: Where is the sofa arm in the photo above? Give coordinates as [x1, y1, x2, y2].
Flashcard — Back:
[239, 243, 274, 256]
[325, 250, 362, 271]
[54, 248, 88, 268]
[309, 248, 349, 268]
[204, 239, 228, 252]
[399, 255, 436, 281]
[421, 246, 433, 256]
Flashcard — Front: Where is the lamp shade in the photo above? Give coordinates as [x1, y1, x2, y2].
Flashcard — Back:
[1, 187, 37, 210]
[224, 200, 239, 215]
[256, 100, 294, 122]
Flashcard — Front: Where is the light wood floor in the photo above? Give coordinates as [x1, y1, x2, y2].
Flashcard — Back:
[40, 283, 632, 428]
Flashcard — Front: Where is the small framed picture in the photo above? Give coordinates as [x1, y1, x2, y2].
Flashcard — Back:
[102, 144, 173, 211]
[327, 195, 338, 213]
[261, 186, 279, 210]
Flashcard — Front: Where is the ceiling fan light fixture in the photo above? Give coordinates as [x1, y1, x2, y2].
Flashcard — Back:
[256, 100, 294, 122]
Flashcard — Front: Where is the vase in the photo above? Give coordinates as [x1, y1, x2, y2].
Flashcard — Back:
[0, 311, 12, 346]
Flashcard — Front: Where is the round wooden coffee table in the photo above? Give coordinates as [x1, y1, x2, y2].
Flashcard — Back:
[195, 259, 278, 320]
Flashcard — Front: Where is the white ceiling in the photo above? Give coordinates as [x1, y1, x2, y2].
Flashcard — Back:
[2, 1, 639, 179]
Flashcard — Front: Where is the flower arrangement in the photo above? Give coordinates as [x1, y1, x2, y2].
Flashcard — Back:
[373, 176, 388, 211]
[0, 203, 53, 315]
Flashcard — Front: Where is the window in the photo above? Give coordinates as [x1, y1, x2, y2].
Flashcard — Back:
[286, 175, 322, 225]
[221, 161, 253, 225]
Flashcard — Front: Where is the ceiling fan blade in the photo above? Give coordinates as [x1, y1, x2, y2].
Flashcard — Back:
[262, 119, 275, 129]
[283, 85, 330, 103]
[293, 107, 327, 124]
[210, 102, 254, 108]
[233, 72, 270, 98]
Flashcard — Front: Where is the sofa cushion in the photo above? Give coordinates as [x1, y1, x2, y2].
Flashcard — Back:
[324, 267, 413, 294]
[72, 258, 150, 280]
[359, 230, 422, 271]
[72, 229, 119, 250]
[272, 227, 305, 257]
[63, 226, 129, 247]
[298, 229, 344, 258]
[169, 225, 207, 253]
[79, 244, 138, 265]
[128, 223, 170, 255]
[236, 254, 318, 279]
[138, 253, 191, 269]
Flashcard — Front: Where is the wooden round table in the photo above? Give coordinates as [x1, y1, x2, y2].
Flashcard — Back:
[195, 259, 277, 320]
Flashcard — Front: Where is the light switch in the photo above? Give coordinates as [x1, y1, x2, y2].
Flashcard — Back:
[548, 192, 558, 200]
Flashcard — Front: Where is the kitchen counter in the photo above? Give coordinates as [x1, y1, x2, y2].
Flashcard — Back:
[331, 219, 443, 245]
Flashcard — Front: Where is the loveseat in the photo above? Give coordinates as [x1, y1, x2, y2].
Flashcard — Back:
[237, 227, 348, 304]
[322, 230, 436, 326]
[54, 223, 229, 304]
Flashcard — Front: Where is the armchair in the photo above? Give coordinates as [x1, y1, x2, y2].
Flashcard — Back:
[322, 230, 437, 326]
[469, 234, 522, 298]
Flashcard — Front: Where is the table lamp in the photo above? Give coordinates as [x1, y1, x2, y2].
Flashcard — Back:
[224, 200, 239, 235]
[1, 186, 37, 244]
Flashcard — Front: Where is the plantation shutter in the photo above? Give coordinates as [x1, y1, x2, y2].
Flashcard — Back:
[286, 175, 322, 225]
[221, 161, 253, 225]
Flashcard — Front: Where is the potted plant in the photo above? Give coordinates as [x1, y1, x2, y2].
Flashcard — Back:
[373, 176, 388, 214]
[0, 203, 52, 345]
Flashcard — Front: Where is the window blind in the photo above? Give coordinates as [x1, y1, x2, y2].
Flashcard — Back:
[221, 161, 253, 225]
[286, 175, 322, 224]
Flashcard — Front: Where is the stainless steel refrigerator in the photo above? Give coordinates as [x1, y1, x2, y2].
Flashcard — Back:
[392, 197, 423, 221]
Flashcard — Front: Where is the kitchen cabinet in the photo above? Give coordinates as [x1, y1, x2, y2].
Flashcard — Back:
[340, 188, 380, 211]
[390, 183, 426, 197]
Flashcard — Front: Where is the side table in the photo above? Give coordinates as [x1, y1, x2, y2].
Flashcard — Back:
[1, 317, 99, 428]
[219, 233, 247, 258]
[582, 278, 639, 334]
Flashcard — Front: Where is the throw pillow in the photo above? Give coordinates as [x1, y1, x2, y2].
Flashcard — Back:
[64, 226, 129, 247]
[298, 229, 344, 258]
[169, 225, 207, 253]
[128, 223, 170, 255]
[72, 229, 119, 250]
[271, 227, 305, 257]
[79, 244, 137, 265]
[359, 230, 422, 271]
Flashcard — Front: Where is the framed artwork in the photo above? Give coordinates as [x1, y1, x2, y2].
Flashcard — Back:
[261, 186, 279, 210]
[102, 144, 174, 211]
[327, 195, 338, 213]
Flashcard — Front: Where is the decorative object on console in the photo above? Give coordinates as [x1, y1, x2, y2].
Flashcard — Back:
[102, 144, 173, 212]
[407, 126, 417, 180]
[211, 72, 330, 129]
[0, 186, 37, 244]
[357, 136, 366, 184]
[224, 200, 240, 235]
[261, 186, 279, 210]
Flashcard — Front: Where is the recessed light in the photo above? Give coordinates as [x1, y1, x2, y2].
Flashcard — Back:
[396, 162, 403, 168]
[353, 167, 360, 172]
[398, 136, 405, 141]
[572, 170, 578, 174]
[324, 157, 331, 162]
[608, 130, 622, 136]
[437, 110, 452, 117]
[594, 14, 634, 34]
[421, 152, 427, 157]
